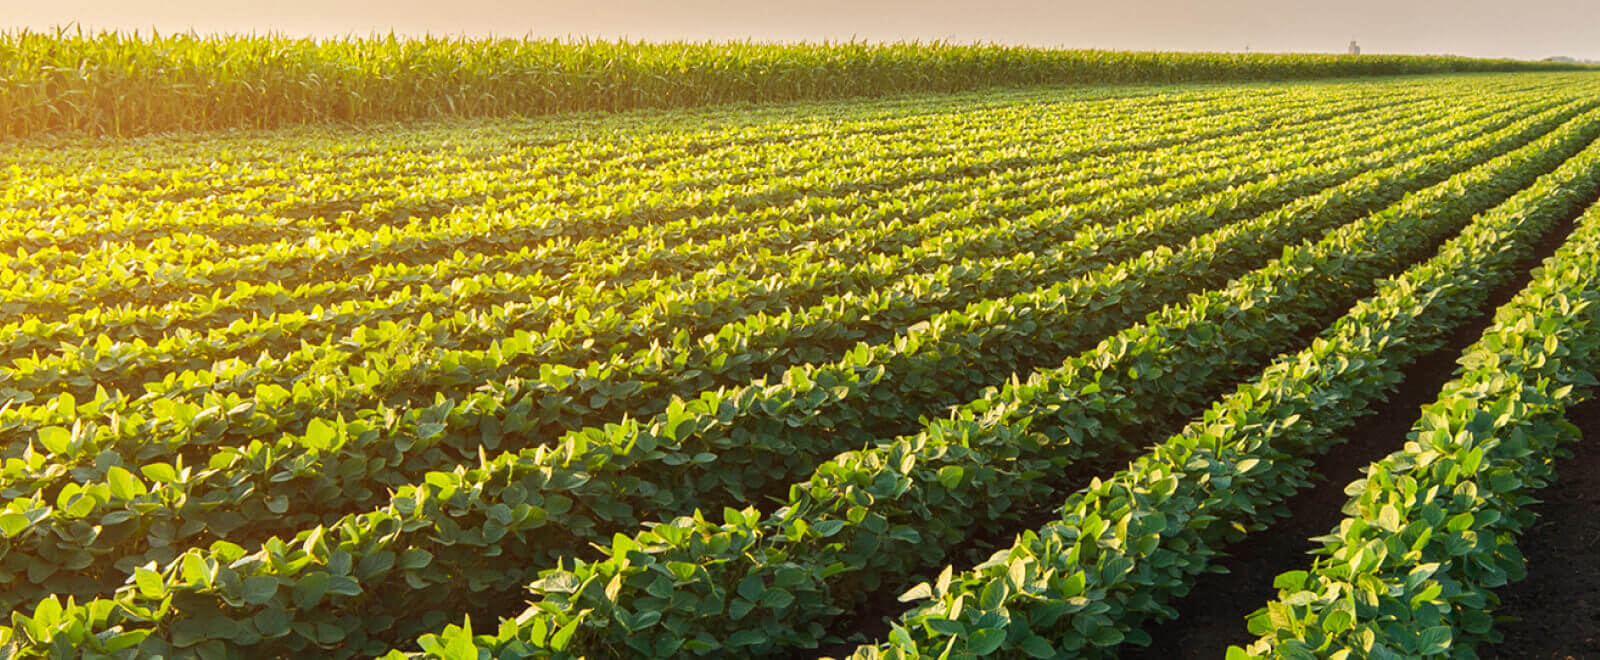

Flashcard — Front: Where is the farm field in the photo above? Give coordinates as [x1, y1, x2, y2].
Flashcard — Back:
[3, 67, 1600, 659]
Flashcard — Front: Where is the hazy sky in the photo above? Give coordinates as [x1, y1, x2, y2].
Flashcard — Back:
[6, 0, 1598, 61]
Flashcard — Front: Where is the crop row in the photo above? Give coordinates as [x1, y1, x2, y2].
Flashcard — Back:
[3, 75, 1553, 229]
[1, 89, 1208, 257]
[1, 94, 1596, 658]
[828, 101, 1600, 660]
[0, 85, 1419, 376]
[6, 82, 1282, 224]
[0, 87, 1496, 435]
[7, 75, 1600, 660]
[1236, 194, 1600, 657]
[0, 83, 1303, 252]
[0, 82, 1516, 483]
[0, 80, 1333, 264]
[22, 77, 1551, 249]
[391, 105, 1600, 659]
[3, 85, 1561, 397]
[0, 83, 1390, 319]
[0, 89, 1564, 607]
[5, 80, 1558, 332]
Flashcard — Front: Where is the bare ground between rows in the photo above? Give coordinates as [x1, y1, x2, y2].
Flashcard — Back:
[1479, 397, 1600, 660]
[1123, 177, 1591, 659]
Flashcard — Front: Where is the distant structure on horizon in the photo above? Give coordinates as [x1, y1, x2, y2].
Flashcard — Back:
[1348, 40, 1361, 55]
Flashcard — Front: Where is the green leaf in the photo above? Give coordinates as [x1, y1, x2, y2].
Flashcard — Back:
[927, 618, 967, 637]
[1378, 504, 1401, 531]
[1322, 609, 1354, 633]
[969, 628, 1006, 655]
[611, 532, 640, 557]
[618, 610, 662, 632]
[326, 575, 362, 597]
[440, 630, 478, 660]
[106, 466, 147, 500]
[1060, 571, 1086, 598]
[773, 566, 806, 588]
[937, 465, 965, 489]
[134, 567, 166, 599]
[169, 617, 212, 647]
[737, 576, 765, 602]
[30, 596, 62, 628]
[667, 561, 700, 581]
[979, 577, 1008, 611]
[398, 548, 434, 570]
[141, 463, 178, 484]
[316, 622, 347, 644]
[328, 550, 353, 576]
[294, 572, 331, 609]
[101, 630, 150, 652]
[1273, 570, 1309, 592]
[304, 418, 337, 452]
[181, 554, 211, 586]
[533, 571, 580, 594]
[898, 582, 934, 603]
[1008, 558, 1027, 590]
[1091, 626, 1125, 647]
[64, 492, 97, 519]
[550, 618, 581, 651]
[242, 576, 278, 605]
[254, 607, 292, 638]
[888, 625, 914, 650]
[1020, 636, 1057, 658]
[728, 629, 767, 648]
[100, 510, 135, 525]
[37, 427, 70, 454]
[1418, 625, 1453, 655]
[358, 551, 396, 578]
[0, 512, 30, 537]
[760, 588, 795, 609]
[265, 495, 290, 514]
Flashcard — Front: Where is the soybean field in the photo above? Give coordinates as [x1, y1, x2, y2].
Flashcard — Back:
[3, 64, 1600, 659]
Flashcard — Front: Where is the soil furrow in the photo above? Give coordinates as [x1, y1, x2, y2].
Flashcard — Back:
[1124, 174, 1596, 658]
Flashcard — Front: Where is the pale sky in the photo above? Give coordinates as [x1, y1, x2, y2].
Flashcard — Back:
[5, 0, 1597, 61]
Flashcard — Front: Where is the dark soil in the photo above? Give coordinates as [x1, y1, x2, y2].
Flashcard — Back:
[1125, 190, 1590, 658]
[1480, 397, 1600, 660]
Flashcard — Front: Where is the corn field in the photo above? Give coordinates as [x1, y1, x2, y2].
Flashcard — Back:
[0, 29, 1591, 138]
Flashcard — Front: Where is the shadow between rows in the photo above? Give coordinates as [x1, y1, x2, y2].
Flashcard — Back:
[1124, 171, 1593, 659]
